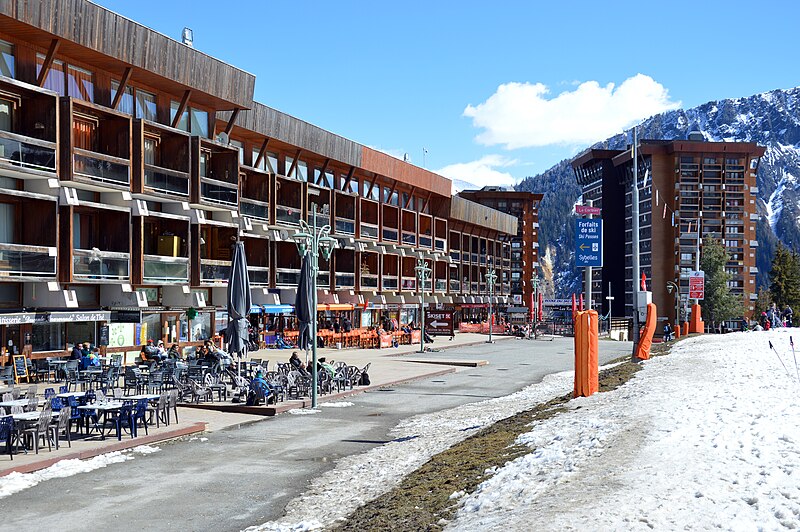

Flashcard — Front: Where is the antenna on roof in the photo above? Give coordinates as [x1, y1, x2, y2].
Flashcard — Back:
[403, 153, 409, 162]
[182, 27, 194, 47]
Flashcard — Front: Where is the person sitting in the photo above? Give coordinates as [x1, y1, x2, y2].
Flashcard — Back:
[247, 370, 273, 406]
[80, 349, 93, 370]
[342, 317, 352, 333]
[141, 339, 160, 366]
[289, 351, 303, 370]
[401, 324, 412, 334]
[70, 343, 83, 361]
[168, 344, 181, 360]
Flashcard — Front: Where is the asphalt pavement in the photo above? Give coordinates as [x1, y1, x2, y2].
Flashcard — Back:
[0, 337, 632, 531]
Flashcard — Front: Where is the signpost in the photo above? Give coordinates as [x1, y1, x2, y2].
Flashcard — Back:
[689, 271, 705, 300]
[575, 219, 603, 268]
[575, 205, 602, 216]
[425, 310, 454, 336]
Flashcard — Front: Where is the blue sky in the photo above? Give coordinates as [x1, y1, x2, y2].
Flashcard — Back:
[96, 0, 800, 187]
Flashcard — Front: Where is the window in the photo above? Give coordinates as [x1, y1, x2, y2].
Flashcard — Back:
[228, 139, 244, 164]
[349, 178, 359, 194]
[35, 55, 94, 102]
[251, 148, 267, 171]
[190, 108, 208, 137]
[296, 160, 308, 181]
[143, 137, 157, 165]
[67, 64, 94, 102]
[170, 100, 189, 132]
[110, 80, 134, 115]
[136, 90, 157, 121]
[36, 55, 65, 95]
[0, 39, 13, 78]
[0, 202, 14, 243]
[0, 97, 11, 131]
[267, 152, 278, 174]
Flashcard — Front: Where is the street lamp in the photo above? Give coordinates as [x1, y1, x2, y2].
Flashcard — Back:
[531, 272, 540, 339]
[485, 268, 497, 343]
[666, 280, 681, 331]
[415, 258, 431, 353]
[293, 203, 336, 408]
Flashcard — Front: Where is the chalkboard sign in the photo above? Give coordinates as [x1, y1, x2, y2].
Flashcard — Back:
[12, 354, 29, 384]
[99, 325, 110, 347]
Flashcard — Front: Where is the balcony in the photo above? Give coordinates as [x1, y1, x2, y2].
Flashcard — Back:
[435, 238, 446, 252]
[419, 235, 433, 248]
[276, 268, 300, 286]
[335, 218, 356, 236]
[0, 243, 56, 278]
[361, 273, 379, 289]
[402, 231, 416, 246]
[73, 249, 130, 281]
[240, 198, 270, 222]
[200, 177, 238, 208]
[361, 223, 379, 240]
[401, 277, 417, 291]
[383, 227, 399, 242]
[450, 251, 461, 262]
[200, 259, 230, 284]
[449, 279, 460, 292]
[144, 165, 190, 197]
[143, 255, 189, 284]
[435, 279, 447, 292]
[0, 130, 57, 174]
[276, 204, 302, 226]
[248, 266, 270, 286]
[73, 149, 130, 187]
[318, 271, 330, 288]
[382, 275, 398, 291]
[335, 272, 356, 288]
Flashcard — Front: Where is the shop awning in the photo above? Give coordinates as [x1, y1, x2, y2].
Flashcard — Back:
[249, 305, 263, 314]
[317, 303, 354, 311]
[507, 306, 529, 314]
[262, 304, 294, 314]
[0, 312, 35, 325]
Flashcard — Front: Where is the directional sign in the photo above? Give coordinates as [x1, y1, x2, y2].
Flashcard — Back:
[575, 218, 603, 267]
[689, 270, 705, 300]
[425, 310, 454, 336]
[576, 205, 602, 216]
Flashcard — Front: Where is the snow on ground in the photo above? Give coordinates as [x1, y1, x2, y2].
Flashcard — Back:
[0, 445, 160, 499]
[319, 402, 354, 408]
[447, 330, 800, 531]
[249, 366, 580, 531]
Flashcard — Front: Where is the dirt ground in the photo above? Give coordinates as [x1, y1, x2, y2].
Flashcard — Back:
[332, 339, 679, 531]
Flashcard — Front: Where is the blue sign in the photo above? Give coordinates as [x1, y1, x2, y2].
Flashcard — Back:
[575, 219, 603, 267]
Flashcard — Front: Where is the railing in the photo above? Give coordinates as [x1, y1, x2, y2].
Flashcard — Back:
[435, 238, 446, 252]
[450, 251, 461, 262]
[361, 273, 379, 289]
[73, 248, 130, 281]
[449, 279, 460, 292]
[240, 198, 270, 221]
[310, 212, 330, 229]
[317, 272, 330, 288]
[435, 279, 447, 292]
[276, 204, 302, 226]
[73, 149, 130, 186]
[471, 282, 478, 292]
[382, 275, 398, 290]
[143, 255, 189, 283]
[401, 277, 417, 290]
[382, 227, 398, 242]
[144, 164, 189, 196]
[247, 266, 270, 286]
[200, 177, 238, 208]
[276, 267, 300, 285]
[361, 223, 378, 239]
[471, 253, 478, 263]
[0, 243, 56, 277]
[200, 259, 230, 283]
[0, 130, 57, 173]
[335, 218, 356, 235]
[401, 231, 416, 246]
[419, 235, 432, 248]
[335, 272, 355, 288]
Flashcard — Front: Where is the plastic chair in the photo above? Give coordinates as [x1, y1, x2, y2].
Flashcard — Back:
[0, 416, 14, 460]
[50, 407, 72, 449]
[133, 399, 149, 436]
[21, 410, 52, 454]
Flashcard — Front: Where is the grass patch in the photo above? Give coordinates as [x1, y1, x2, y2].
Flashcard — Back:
[332, 355, 656, 531]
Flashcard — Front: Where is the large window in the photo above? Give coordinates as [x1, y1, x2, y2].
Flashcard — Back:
[110, 80, 134, 115]
[170, 100, 189, 132]
[0, 39, 13, 78]
[136, 89, 157, 121]
[0, 202, 15, 243]
[35, 54, 94, 101]
[32, 323, 64, 352]
[171, 101, 209, 137]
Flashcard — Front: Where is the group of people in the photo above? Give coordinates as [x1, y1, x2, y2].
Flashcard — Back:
[759, 303, 794, 330]
[69, 342, 101, 370]
[139, 339, 181, 365]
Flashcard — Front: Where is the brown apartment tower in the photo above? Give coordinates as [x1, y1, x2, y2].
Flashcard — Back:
[459, 187, 543, 318]
[572, 134, 765, 327]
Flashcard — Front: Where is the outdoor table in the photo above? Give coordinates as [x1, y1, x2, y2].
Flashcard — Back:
[11, 410, 41, 422]
[127, 394, 160, 402]
[56, 391, 87, 399]
[0, 399, 30, 413]
[78, 401, 125, 440]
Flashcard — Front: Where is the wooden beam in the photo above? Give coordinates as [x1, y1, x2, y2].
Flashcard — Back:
[316, 159, 330, 185]
[422, 192, 433, 213]
[171, 89, 192, 129]
[367, 176, 378, 199]
[343, 166, 355, 191]
[404, 186, 417, 209]
[223, 108, 240, 137]
[36, 39, 61, 87]
[386, 180, 398, 205]
[287, 149, 301, 178]
[111, 67, 133, 110]
[254, 138, 270, 170]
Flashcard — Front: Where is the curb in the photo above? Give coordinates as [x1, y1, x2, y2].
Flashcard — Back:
[381, 335, 515, 358]
[0, 421, 207, 477]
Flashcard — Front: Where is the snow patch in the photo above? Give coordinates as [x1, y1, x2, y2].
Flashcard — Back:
[319, 402, 354, 408]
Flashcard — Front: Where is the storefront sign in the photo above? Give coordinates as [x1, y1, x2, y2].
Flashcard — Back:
[47, 311, 111, 323]
[0, 313, 35, 325]
[111, 310, 143, 323]
[99, 325, 110, 347]
[426, 310, 454, 336]
[109, 323, 135, 348]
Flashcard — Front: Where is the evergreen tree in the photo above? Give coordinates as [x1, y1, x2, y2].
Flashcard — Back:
[753, 287, 773, 318]
[769, 244, 800, 310]
[700, 236, 743, 327]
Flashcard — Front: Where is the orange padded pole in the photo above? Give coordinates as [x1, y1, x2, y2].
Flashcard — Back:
[635, 303, 657, 360]
[573, 310, 599, 397]
[689, 304, 704, 334]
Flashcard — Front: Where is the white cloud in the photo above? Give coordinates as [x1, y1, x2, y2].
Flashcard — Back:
[464, 74, 681, 149]
[436, 155, 518, 190]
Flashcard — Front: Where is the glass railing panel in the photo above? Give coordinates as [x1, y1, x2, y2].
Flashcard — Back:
[381, 275, 398, 290]
[0, 243, 56, 277]
[200, 178, 238, 207]
[435, 279, 447, 292]
[247, 266, 270, 285]
[240, 199, 270, 221]
[73, 249, 130, 280]
[143, 255, 189, 283]
[402, 232, 416, 246]
[401, 277, 417, 291]
[200, 259, 230, 283]
[276, 268, 300, 285]
[361, 274, 379, 289]
[382, 228, 398, 242]
[276, 205, 302, 225]
[309, 213, 330, 229]
[449, 280, 460, 292]
[144, 165, 190, 197]
[335, 272, 355, 288]
[419, 235, 432, 248]
[0, 131, 57, 173]
[450, 251, 460, 262]
[361, 223, 378, 239]
[335, 218, 355, 235]
[435, 239, 446, 251]
[73, 149, 130, 186]
[317, 272, 330, 288]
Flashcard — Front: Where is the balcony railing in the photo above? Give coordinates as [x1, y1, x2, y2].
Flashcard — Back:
[0, 130, 57, 173]
[471, 282, 478, 292]
[419, 235, 433, 248]
[335, 218, 356, 235]
[361, 273, 379, 289]
[382, 275, 398, 291]
[73, 248, 130, 281]
[435, 238, 446, 252]
[276, 267, 300, 286]
[276, 204, 302, 226]
[335, 272, 356, 288]
[450, 251, 460, 262]
[73, 149, 130, 186]
[144, 164, 189, 196]
[401, 232, 416, 246]
[143, 255, 189, 283]
[382, 227, 398, 242]
[471, 253, 478, 263]
[0, 243, 56, 278]
[200, 177, 238, 207]
[449, 279, 460, 292]
[361, 223, 378, 240]
[240, 198, 270, 221]
[310, 212, 330, 229]
[200, 259, 230, 283]
[435, 279, 447, 292]
[247, 266, 270, 286]
[317, 271, 330, 288]
[401, 277, 417, 291]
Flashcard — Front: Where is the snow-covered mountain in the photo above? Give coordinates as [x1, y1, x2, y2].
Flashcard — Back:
[517, 86, 800, 295]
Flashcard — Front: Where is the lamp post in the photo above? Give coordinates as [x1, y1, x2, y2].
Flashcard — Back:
[415, 258, 431, 353]
[293, 203, 336, 408]
[666, 281, 680, 331]
[531, 272, 540, 339]
[485, 268, 497, 343]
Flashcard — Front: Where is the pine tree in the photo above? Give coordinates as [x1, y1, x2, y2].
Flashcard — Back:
[700, 236, 743, 328]
[769, 244, 800, 310]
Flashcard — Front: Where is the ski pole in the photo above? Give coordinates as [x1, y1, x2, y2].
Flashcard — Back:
[769, 341, 794, 380]
[791, 336, 799, 382]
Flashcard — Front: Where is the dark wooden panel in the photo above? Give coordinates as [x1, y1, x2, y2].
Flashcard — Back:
[450, 196, 518, 236]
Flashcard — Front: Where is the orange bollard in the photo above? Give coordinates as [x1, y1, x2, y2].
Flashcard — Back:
[689, 304, 704, 334]
[635, 303, 658, 360]
[674, 322, 681, 339]
[573, 310, 599, 397]
[682, 321, 689, 337]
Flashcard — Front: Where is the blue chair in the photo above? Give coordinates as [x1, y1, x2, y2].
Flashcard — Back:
[132, 399, 149, 436]
[44, 388, 56, 400]
[66, 396, 85, 434]
[50, 396, 63, 412]
[107, 404, 135, 441]
[58, 385, 68, 394]
[0, 416, 14, 460]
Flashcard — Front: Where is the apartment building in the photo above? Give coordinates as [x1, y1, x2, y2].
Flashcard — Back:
[0, 0, 517, 361]
[571, 135, 765, 324]
[458, 187, 543, 318]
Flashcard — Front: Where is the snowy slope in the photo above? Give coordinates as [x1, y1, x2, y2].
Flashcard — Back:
[447, 330, 800, 531]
